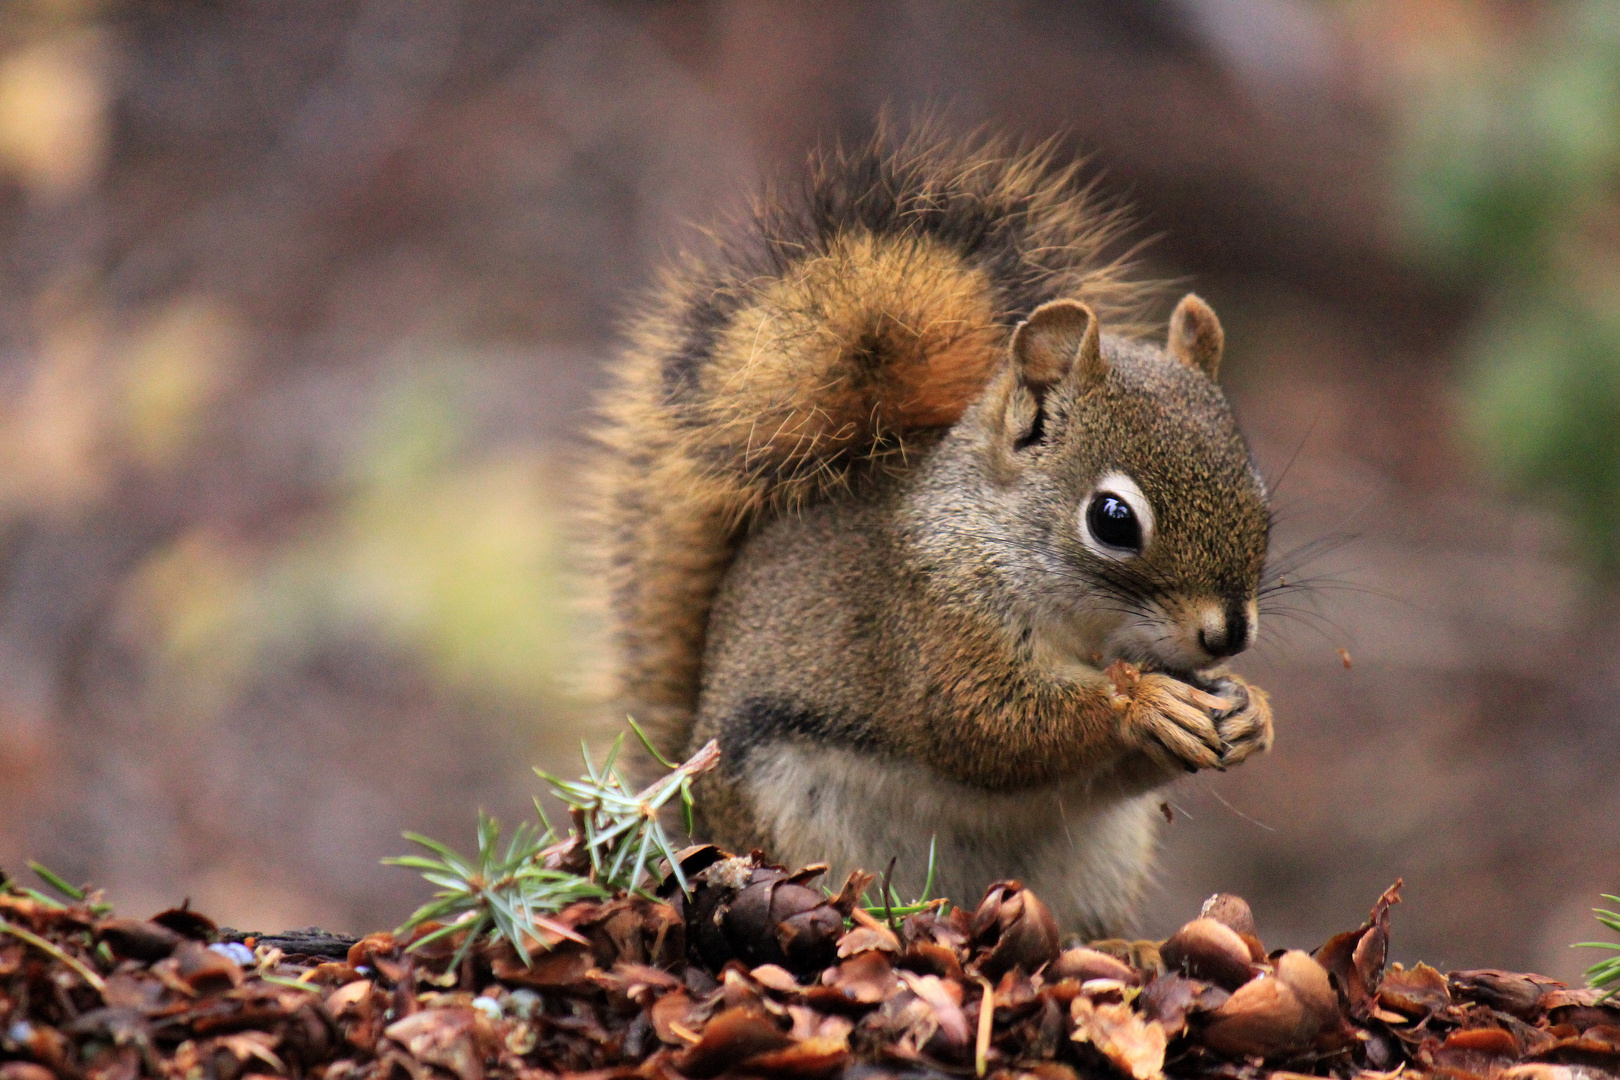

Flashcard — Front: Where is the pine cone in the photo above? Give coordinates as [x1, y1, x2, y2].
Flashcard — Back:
[969, 880, 1060, 980]
[665, 847, 849, 975]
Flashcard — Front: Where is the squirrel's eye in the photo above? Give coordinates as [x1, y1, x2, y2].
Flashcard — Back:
[1086, 493, 1143, 553]
[1079, 471, 1154, 559]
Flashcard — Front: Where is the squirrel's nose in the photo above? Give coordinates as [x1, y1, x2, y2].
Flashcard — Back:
[1198, 604, 1251, 659]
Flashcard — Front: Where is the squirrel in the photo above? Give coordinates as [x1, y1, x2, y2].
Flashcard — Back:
[587, 131, 1274, 937]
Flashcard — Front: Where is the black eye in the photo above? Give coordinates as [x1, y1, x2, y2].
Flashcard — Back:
[1087, 493, 1142, 552]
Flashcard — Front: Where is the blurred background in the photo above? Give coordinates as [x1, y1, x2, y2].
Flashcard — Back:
[0, 0, 1616, 983]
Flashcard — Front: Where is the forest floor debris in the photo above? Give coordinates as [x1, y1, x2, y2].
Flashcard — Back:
[2, 858, 1617, 1080]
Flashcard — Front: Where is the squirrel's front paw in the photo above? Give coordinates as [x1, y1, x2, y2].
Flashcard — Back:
[1106, 661, 1231, 773]
[1105, 662, 1274, 774]
[1206, 674, 1273, 767]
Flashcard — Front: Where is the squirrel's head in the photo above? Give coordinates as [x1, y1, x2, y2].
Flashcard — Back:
[970, 294, 1270, 681]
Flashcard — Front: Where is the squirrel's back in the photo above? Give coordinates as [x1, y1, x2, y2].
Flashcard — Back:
[587, 130, 1152, 760]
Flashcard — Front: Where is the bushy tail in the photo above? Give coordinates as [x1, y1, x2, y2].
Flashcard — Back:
[587, 128, 1151, 758]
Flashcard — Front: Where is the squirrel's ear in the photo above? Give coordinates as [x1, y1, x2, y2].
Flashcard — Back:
[1011, 299, 1104, 390]
[1167, 293, 1224, 378]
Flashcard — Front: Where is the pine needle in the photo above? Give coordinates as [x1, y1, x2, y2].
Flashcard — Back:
[975, 974, 995, 1077]
[28, 861, 84, 901]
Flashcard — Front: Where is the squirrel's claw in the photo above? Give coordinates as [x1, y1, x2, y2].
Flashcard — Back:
[1210, 675, 1274, 767]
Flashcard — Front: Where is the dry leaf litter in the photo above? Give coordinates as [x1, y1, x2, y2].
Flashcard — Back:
[3, 855, 1618, 1080]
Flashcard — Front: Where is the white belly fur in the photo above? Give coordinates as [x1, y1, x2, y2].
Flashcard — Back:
[743, 744, 1165, 936]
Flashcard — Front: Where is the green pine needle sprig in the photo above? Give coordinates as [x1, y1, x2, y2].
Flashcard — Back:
[536, 724, 719, 898]
[386, 814, 605, 967]
[1576, 894, 1620, 1001]
[387, 720, 719, 968]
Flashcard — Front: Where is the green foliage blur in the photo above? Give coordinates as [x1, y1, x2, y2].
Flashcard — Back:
[1397, 1, 1620, 574]
[126, 357, 579, 728]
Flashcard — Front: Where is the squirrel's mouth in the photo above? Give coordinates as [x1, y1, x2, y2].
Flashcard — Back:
[1153, 668, 1223, 694]
[1102, 647, 1224, 693]
[1125, 654, 1224, 693]
[1154, 665, 1220, 692]
[1107, 623, 1241, 690]
[1088, 620, 1230, 690]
